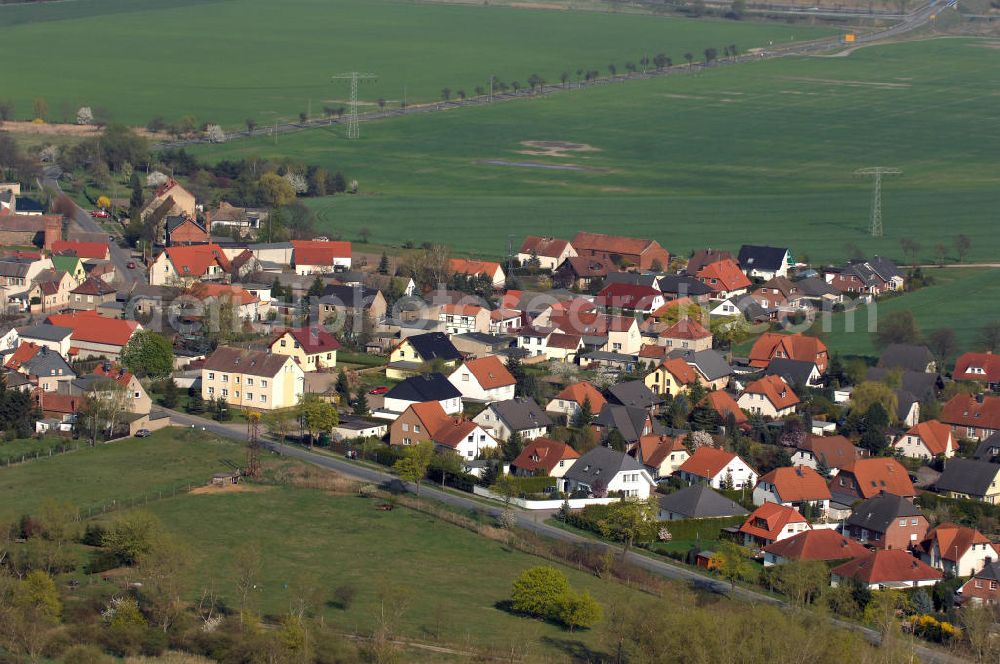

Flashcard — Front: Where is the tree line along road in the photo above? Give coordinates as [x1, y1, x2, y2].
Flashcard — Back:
[164, 410, 967, 664]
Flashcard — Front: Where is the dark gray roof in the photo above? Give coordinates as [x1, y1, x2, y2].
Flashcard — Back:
[846, 493, 925, 532]
[765, 358, 817, 388]
[166, 215, 205, 234]
[489, 397, 552, 431]
[604, 272, 661, 288]
[972, 433, 1000, 461]
[894, 389, 919, 421]
[606, 380, 658, 410]
[14, 197, 45, 214]
[794, 276, 840, 299]
[866, 368, 940, 403]
[878, 344, 934, 373]
[668, 349, 732, 382]
[658, 484, 748, 519]
[18, 324, 73, 342]
[384, 373, 461, 403]
[248, 242, 293, 250]
[20, 347, 74, 378]
[974, 561, 1000, 583]
[320, 284, 381, 309]
[935, 459, 1000, 498]
[451, 332, 511, 348]
[399, 332, 461, 362]
[563, 446, 644, 486]
[2, 370, 29, 388]
[737, 245, 789, 272]
[657, 274, 711, 298]
[595, 404, 660, 442]
[0, 259, 32, 279]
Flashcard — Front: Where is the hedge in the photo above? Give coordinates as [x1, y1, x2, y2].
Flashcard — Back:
[915, 491, 1000, 528]
[502, 475, 557, 496]
[655, 515, 746, 542]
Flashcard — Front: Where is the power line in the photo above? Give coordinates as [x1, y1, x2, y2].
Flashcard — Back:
[331, 72, 377, 139]
[854, 166, 901, 237]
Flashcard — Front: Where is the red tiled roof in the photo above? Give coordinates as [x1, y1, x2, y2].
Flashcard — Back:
[462, 356, 515, 390]
[679, 447, 738, 480]
[433, 419, 485, 449]
[595, 283, 661, 310]
[638, 344, 668, 360]
[51, 240, 108, 260]
[163, 243, 231, 277]
[941, 394, 1000, 432]
[291, 240, 352, 266]
[512, 437, 580, 474]
[798, 435, 860, 470]
[286, 327, 341, 354]
[832, 549, 942, 585]
[572, 232, 660, 257]
[635, 434, 686, 468]
[4, 342, 40, 370]
[954, 352, 1000, 383]
[660, 357, 699, 386]
[71, 276, 116, 296]
[920, 523, 991, 562]
[408, 401, 452, 437]
[701, 391, 748, 425]
[448, 258, 502, 279]
[742, 375, 800, 410]
[546, 333, 583, 350]
[748, 332, 828, 369]
[44, 311, 139, 347]
[696, 259, 752, 293]
[563, 256, 612, 278]
[757, 465, 831, 502]
[897, 420, 953, 457]
[94, 363, 134, 387]
[838, 457, 915, 499]
[553, 381, 607, 413]
[441, 303, 487, 317]
[186, 282, 258, 306]
[660, 318, 711, 340]
[739, 503, 808, 542]
[519, 236, 572, 258]
[763, 529, 869, 562]
[34, 389, 81, 415]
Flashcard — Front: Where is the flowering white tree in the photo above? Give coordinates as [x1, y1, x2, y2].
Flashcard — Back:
[205, 124, 225, 143]
[76, 106, 93, 125]
[284, 171, 308, 194]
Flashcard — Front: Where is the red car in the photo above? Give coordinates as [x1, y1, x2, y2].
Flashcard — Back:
[91, 210, 110, 218]
[368, 386, 389, 395]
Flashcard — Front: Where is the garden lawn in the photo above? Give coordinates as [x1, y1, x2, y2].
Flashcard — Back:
[195, 37, 1000, 265]
[0, 428, 247, 521]
[146, 486, 656, 659]
[0, 0, 829, 127]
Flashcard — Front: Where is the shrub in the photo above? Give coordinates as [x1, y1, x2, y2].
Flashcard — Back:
[332, 583, 357, 610]
[554, 590, 602, 631]
[511, 566, 570, 618]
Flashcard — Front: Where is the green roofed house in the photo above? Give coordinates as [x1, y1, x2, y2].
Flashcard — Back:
[50, 255, 86, 283]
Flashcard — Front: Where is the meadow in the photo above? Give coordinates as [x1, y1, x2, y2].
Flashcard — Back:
[0, 0, 830, 127]
[194, 37, 1000, 264]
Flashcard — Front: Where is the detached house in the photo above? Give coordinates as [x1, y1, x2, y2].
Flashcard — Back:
[644, 358, 698, 397]
[739, 503, 810, 549]
[387, 332, 462, 379]
[69, 277, 117, 311]
[149, 244, 231, 286]
[44, 311, 140, 361]
[892, 420, 955, 460]
[4, 343, 75, 392]
[935, 458, 1000, 504]
[831, 550, 942, 590]
[291, 240, 352, 275]
[737, 245, 791, 280]
[389, 401, 497, 458]
[829, 458, 915, 508]
[594, 283, 664, 314]
[561, 446, 655, 498]
[762, 529, 869, 567]
[448, 258, 505, 288]
[738, 375, 799, 419]
[695, 259, 752, 300]
[379, 373, 463, 419]
[845, 493, 928, 550]
[826, 256, 904, 298]
[791, 435, 862, 474]
[632, 434, 689, 480]
[51, 240, 110, 261]
[959, 562, 1000, 605]
[516, 236, 577, 271]
[941, 393, 1000, 441]
[700, 391, 749, 430]
[657, 484, 748, 521]
[448, 356, 516, 403]
[473, 397, 552, 441]
[752, 465, 832, 514]
[165, 215, 209, 246]
[954, 352, 1000, 391]
[748, 332, 829, 374]
[140, 178, 196, 221]
[571, 232, 669, 271]
[201, 346, 304, 411]
[546, 381, 607, 423]
[919, 523, 995, 577]
[269, 327, 341, 371]
[438, 303, 491, 335]
[510, 438, 580, 478]
[677, 447, 758, 490]
[657, 318, 713, 351]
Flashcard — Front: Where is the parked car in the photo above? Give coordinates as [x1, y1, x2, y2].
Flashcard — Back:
[135, 429, 151, 438]
[92, 210, 110, 218]
[368, 386, 389, 395]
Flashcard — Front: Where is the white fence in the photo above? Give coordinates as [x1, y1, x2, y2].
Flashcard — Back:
[473, 485, 620, 511]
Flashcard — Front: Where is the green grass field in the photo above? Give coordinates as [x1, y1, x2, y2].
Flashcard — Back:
[195, 37, 1000, 265]
[145, 486, 655, 658]
[0, 428, 246, 521]
[0, 0, 830, 127]
[821, 267, 1000, 358]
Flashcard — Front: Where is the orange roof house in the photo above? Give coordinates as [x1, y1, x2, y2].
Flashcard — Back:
[150, 243, 230, 285]
[571, 232, 669, 271]
[291, 240, 352, 274]
[739, 503, 810, 548]
[50, 240, 109, 260]
[678, 447, 758, 490]
[448, 355, 516, 402]
[892, 419, 955, 460]
[829, 457, 915, 504]
[753, 465, 832, 509]
[941, 393, 1000, 442]
[448, 258, 506, 287]
[919, 523, 994, 576]
[831, 549, 942, 589]
[547, 381, 607, 422]
[511, 437, 580, 477]
[762, 529, 869, 566]
[44, 311, 140, 359]
[695, 259, 752, 297]
[953, 352, 1000, 387]
[738, 375, 800, 418]
[633, 434, 689, 479]
[748, 332, 829, 373]
[700, 391, 749, 428]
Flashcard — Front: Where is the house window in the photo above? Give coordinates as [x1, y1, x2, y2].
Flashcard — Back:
[402, 423, 409, 432]
[992, 581, 998, 591]
[247, 378, 253, 386]
[222, 389, 229, 397]
[235, 376, 240, 384]
[207, 387, 214, 395]
[414, 425, 421, 433]
[462, 374, 469, 382]
[247, 393, 253, 401]
[260, 395, 266, 403]
[261, 380, 268, 387]
[222, 375, 229, 382]
[976, 580, 983, 589]
[899, 519, 907, 527]
[911, 519, 918, 525]
[235, 392, 240, 398]
[208, 372, 215, 380]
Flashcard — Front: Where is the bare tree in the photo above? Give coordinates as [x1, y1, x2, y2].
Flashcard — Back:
[954, 234, 972, 263]
[234, 543, 262, 630]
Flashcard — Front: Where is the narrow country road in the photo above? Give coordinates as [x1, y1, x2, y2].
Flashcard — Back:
[165, 411, 968, 664]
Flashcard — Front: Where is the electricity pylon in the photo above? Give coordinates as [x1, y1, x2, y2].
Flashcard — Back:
[854, 167, 901, 237]
[332, 72, 377, 139]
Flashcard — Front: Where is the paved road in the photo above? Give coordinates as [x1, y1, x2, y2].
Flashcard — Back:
[166, 410, 968, 663]
[153, 0, 948, 151]
[41, 166, 145, 289]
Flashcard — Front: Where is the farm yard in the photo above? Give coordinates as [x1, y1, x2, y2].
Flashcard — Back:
[0, 0, 830, 128]
[194, 37, 1000, 265]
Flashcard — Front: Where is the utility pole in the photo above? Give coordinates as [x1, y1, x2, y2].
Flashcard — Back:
[854, 166, 901, 237]
[332, 72, 377, 139]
